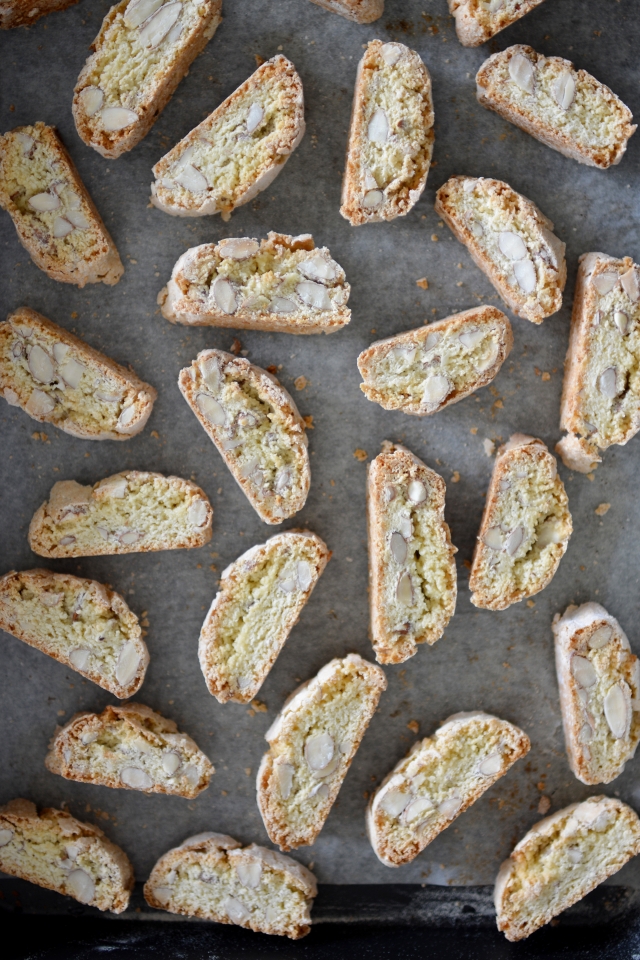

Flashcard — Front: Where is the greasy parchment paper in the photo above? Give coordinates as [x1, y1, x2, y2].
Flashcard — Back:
[1, 0, 640, 900]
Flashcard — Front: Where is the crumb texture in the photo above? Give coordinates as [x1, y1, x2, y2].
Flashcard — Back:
[449, 0, 548, 47]
[0, 0, 78, 29]
[307, 0, 383, 24]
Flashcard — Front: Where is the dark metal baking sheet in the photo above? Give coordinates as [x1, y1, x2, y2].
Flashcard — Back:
[2, 0, 640, 903]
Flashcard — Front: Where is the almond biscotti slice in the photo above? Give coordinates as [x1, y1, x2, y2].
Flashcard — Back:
[357, 306, 512, 415]
[1, 307, 156, 438]
[553, 603, 640, 786]
[257, 654, 386, 851]
[308, 0, 383, 23]
[151, 56, 305, 218]
[367, 443, 457, 665]
[0, 799, 133, 913]
[144, 832, 317, 938]
[449, 0, 547, 47]
[340, 40, 434, 226]
[556, 253, 640, 474]
[0, 123, 123, 287]
[199, 531, 331, 704]
[476, 46, 636, 169]
[0, 569, 148, 698]
[368, 711, 530, 867]
[73, 0, 222, 159]
[28, 471, 213, 558]
[435, 176, 566, 323]
[469, 435, 572, 610]
[46, 703, 214, 798]
[0, 0, 77, 29]
[159, 233, 351, 333]
[495, 796, 640, 941]
[179, 350, 309, 524]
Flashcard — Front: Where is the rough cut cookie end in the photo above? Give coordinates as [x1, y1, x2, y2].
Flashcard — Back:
[555, 435, 600, 473]
[0, 0, 79, 29]
[308, 0, 384, 23]
[449, 0, 548, 47]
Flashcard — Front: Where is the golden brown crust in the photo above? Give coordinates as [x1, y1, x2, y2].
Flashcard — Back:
[0, 0, 78, 28]
[449, 0, 548, 47]
[308, 0, 383, 23]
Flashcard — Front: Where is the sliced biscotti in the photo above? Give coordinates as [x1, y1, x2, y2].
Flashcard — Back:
[556, 253, 640, 474]
[45, 703, 214, 798]
[144, 832, 317, 938]
[449, 0, 547, 47]
[28, 472, 212, 558]
[199, 531, 330, 704]
[0, 799, 133, 913]
[476, 46, 636, 169]
[179, 350, 309, 524]
[0, 569, 148, 698]
[368, 711, 530, 867]
[367, 443, 457, 665]
[151, 56, 305, 218]
[469, 435, 572, 610]
[308, 0, 383, 23]
[435, 176, 566, 323]
[553, 603, 640, 786]
[257, 654, 386, 850]
[341, 40, 434, 226]
[73, 0, 222, 159]
[1, 307, 156, 438]
[159, 233, 350, 333]
[358, 306, 512, 415]
[0, 123, 123, 287]
[0, 0, 77, 29]
[495, 796, 640, 941]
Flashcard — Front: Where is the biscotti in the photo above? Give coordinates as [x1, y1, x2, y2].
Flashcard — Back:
[495, 796, 640, 941]
[28, 472, 213, 558]
[0, 798, 133, 913]
[199, 531, 331, 704]
[556, 253, 640, 474]
[73, 0, 222, 158]
[46, 703, 214, 798]
[0, 123, 123, 286]
[308, 0, 383, 23]
[178, 350, 309, 524]
[0, 0, 77, 29]
[553, 603, 640, 785]
[449, 0, 547, 47]
[257, 654, 386, 850]
[368, 712, 530, 867]
[159, 233, 351, 333]
[1, 307, 156, 438]
[341, 40, 434, 226]
[151, 56, 305, 218]
[0, 569, 148, 698]
[434, 176, 566, 323]
[469, 435, 572, 610]
[476, 46, 636, 169]
[357, 306, 512, 415]
[144, 832, 317, 938]
[367, 443, 457, 665]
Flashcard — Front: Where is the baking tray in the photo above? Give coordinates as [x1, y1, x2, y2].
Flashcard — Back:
[2, 0, 640, 954]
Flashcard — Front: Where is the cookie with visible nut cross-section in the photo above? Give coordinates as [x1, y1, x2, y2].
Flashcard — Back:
[178, 350, 310, 524]
[553, 602, 640, 785]
[46, 703, 214, 798]
[469, 434, 572, 610]
[307, 0, 383, 23]
[159, 232, 350, 333]
[0, 569, 148, 698]
[0, 0, 78, 29]
[0, 798, 133, 913]
[368, 711, 530, 866]
[495, 796, 640, 941]
[449, 0, 548, 48]
[144, 832, 317, 938]
[73, 0, 222, 159]
[257, 654, 387, 850]
[151, 55, 305, 219]
[357, 306, 512, 415]
[556, 253, 640, 474]
[0, 123, 123, 286]
[341, 40, 434, 226]
[367, 443, 457, 665]
[199, 531, 331, 704]
[28, 471, 212, 558]
[476, 46, 636, 169]
[1, 307, 156, 438]
[435, 176, 566, 324]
